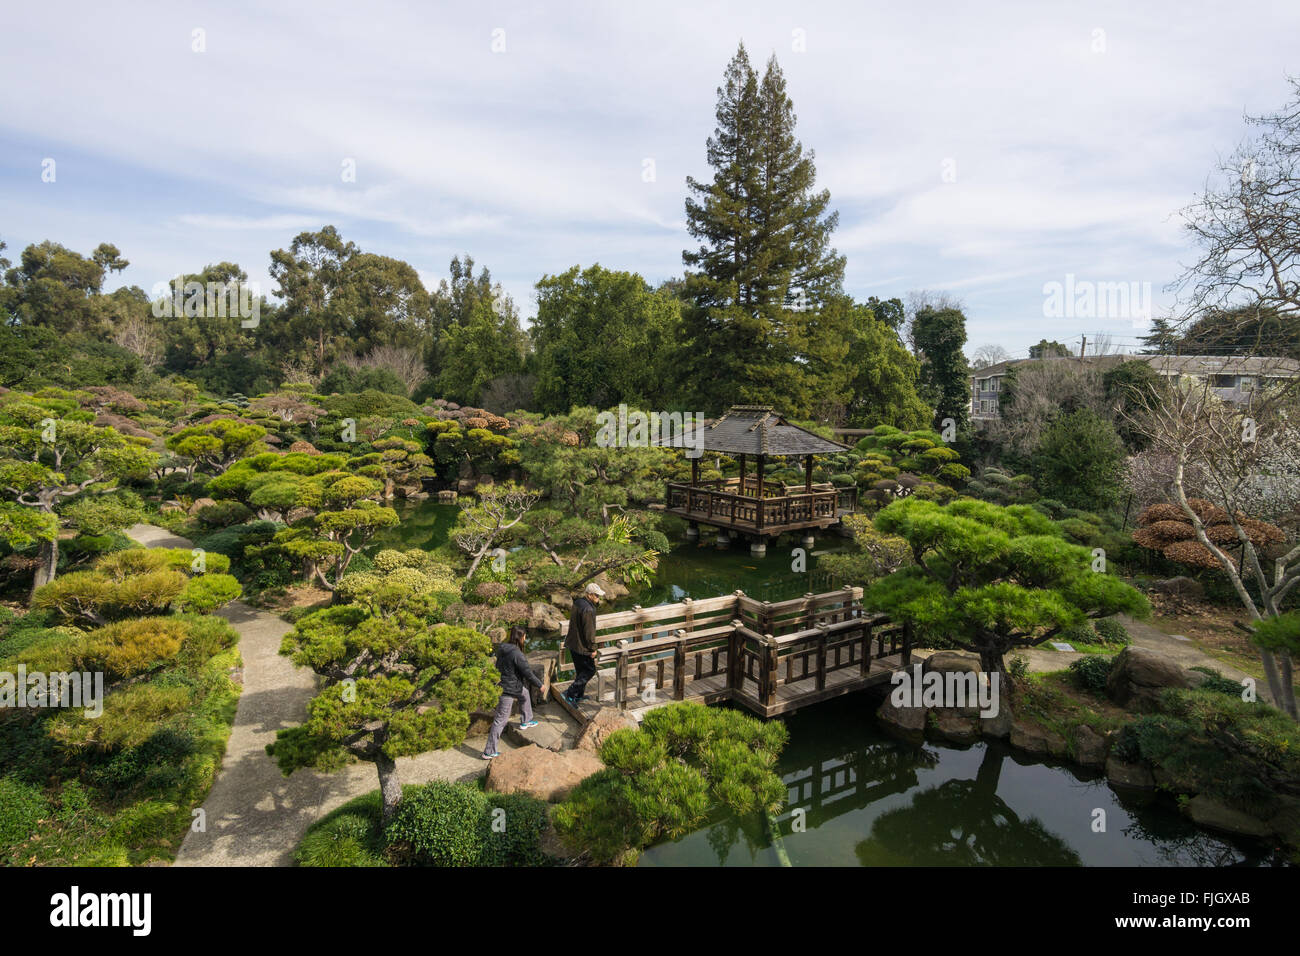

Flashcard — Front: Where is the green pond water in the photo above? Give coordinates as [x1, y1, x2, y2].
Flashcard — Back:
[639, 694, 1282, 867]
[378, 500, 1284, 867]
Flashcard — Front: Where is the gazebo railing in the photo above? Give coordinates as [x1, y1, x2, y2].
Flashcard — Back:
[665, 482, 854, 530]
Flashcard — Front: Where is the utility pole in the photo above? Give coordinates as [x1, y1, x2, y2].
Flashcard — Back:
[1080, 334, 1087, 362]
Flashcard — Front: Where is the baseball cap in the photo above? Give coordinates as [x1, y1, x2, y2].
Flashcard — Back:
[585, 583, 607, 598]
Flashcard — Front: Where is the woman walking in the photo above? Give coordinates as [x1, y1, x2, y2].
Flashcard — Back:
[482, 626, 543, 759]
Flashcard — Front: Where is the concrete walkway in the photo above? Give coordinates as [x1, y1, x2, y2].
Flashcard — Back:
[126, 524, 528, 867]
[1016, 613, 1258, 689]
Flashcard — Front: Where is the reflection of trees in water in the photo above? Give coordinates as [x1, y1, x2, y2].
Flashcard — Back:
[1116, 799, 1266, 867]
[855, 745, 1082, 866]
[706, 813, 770, 866]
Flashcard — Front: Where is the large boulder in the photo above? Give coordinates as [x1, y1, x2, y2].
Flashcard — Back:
[188, 497, 217, 516]
[930, 712, 980, 746]
[1072, 725, 1109, 769]
[1106, 646, 1197, 709]
[1009, 720, 1068, 758]
[1105, 755, 1155, 790]
[528, 602, 567, 634]
[876, 695, 926, 743]
[485, 746, 604, 802]
[584, 573, 629, 602]
[1185, 795, 1271, 838]
[922, 651, 986, 717]
[922, 650, 982, 676]
[576, 707, 639, 753]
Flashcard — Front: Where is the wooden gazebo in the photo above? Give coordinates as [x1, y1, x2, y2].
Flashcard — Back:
[657, 406, 857, 554]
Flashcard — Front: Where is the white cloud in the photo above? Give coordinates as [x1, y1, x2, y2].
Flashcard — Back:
[1, 0, 1297, 352]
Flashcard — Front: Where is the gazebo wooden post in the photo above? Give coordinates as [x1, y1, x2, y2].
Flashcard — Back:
[804, 454, 813, 494]
[690, 455, 700, 488]
[738, 454, 746, 496]
[756, 455, 765, 530]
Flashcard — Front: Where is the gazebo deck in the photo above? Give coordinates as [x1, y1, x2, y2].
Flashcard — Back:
[666, 479, 857, 537]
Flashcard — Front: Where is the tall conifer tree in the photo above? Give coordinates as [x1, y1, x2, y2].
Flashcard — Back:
[683, 44, 848, 416]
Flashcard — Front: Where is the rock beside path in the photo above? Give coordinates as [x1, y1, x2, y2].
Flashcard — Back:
[485, 747, 604, 802]
[576, 707, 638, 753]
[1105, 646, 1197, 709]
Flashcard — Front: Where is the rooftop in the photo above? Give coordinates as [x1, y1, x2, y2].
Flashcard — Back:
[657, 405, 848, 456]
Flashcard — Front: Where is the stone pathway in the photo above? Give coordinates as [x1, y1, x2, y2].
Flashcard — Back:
[1015, 613, 1259, 690]
[125, 524, 550, 867]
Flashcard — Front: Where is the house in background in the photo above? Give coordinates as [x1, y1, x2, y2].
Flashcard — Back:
[969, 354, 1300, 424]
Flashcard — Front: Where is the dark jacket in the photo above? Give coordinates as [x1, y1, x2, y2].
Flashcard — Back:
[495, 642, 542, 697]
[564, 596, 599, 657]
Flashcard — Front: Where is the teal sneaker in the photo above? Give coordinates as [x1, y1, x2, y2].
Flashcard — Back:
[519, 720, 539, 729]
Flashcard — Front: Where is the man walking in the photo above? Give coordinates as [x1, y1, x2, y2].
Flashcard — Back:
[563, 582, 604, 704]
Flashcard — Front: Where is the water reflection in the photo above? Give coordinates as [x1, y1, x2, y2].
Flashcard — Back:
[639, 695, 1282, 867]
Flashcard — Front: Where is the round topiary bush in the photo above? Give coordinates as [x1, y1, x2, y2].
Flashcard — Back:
[384, 781, 489, 866]
[1068, 655, 1114, 693]
[1092, 618, 1130, 646]
[196, 500, 253, 528]
[176, 573, 243, 613]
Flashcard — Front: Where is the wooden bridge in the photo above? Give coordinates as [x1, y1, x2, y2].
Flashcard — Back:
[554, 587, 911, 719]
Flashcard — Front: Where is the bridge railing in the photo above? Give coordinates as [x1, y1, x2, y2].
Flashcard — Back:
[557, 586, 906, 712]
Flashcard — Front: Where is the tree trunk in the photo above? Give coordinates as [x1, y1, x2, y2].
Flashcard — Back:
[30, 537, 58, 600]
[1280, 652, 1297, 720]
[377, 755, 403, 822]
[1259, 647, 1288, 715]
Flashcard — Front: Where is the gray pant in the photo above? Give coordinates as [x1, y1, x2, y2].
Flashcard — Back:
[485, 691, 533, 755]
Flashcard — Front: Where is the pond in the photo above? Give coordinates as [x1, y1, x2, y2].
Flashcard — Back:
[380, 500, 1284, 867]
[639, 694, 1284, 867]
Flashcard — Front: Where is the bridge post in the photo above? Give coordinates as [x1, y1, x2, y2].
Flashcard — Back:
[614, 639, 629, 710]
[902, 620, 913, 665]
[815, 623, 828, 691]
[728, 619, 743, 696]
[861, 620, 873, 676]
[762, 633, 778, 708]
[673, 629, 687, 700]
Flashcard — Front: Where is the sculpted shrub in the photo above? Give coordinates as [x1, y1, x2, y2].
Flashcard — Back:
[84, 617, 191, 678]
[176, 574, 242, 613]
[553, 703, 787, 865]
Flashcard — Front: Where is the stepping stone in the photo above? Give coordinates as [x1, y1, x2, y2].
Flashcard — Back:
[1170, 634, 1191, 642]
[1050, 642, 1075, 652]
[504, 716, 568, 751]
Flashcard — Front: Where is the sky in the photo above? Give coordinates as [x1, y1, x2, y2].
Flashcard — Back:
[2, 0, 1298, 360]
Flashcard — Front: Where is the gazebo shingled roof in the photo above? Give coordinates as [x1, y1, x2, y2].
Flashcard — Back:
[661, 405, 847, 457]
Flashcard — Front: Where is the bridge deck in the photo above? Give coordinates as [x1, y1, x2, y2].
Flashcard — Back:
[554, 587, 911, 720]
